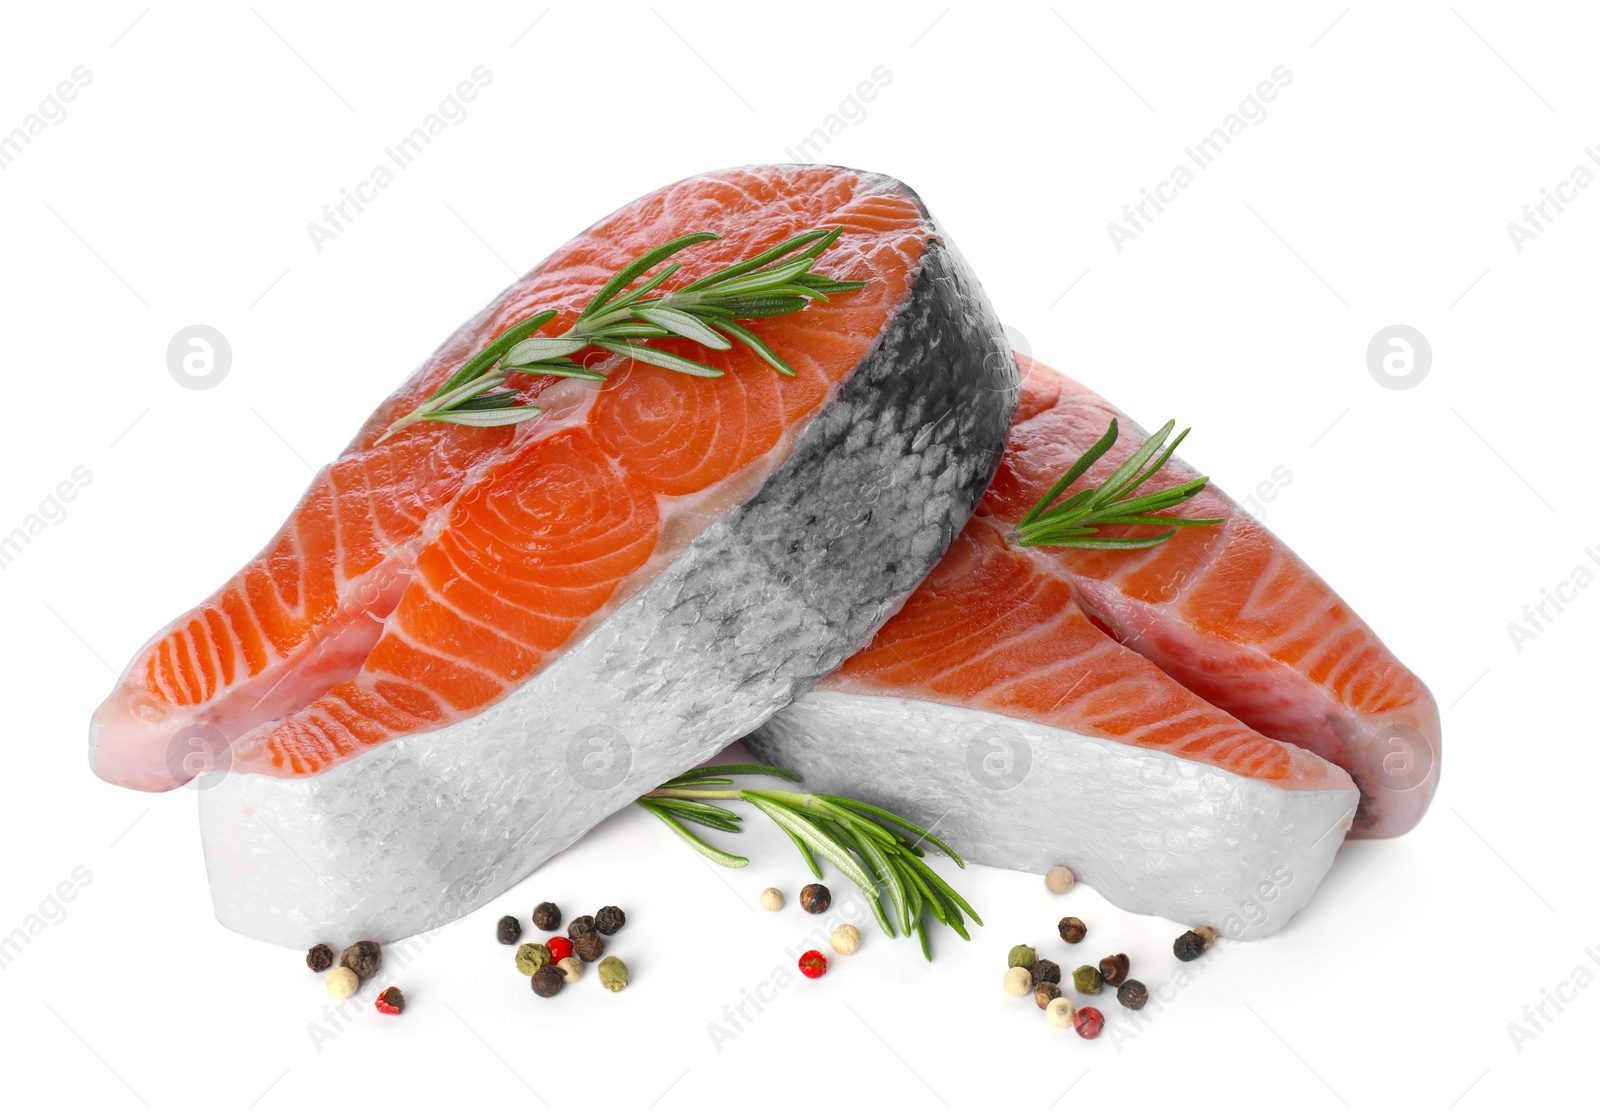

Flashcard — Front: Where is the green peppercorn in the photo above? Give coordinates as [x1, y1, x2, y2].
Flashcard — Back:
[1007, 944, 1039, 970]
[1034, 981, 1062, 1010]
[531, 902, 561, 932]
[594, 906, 627, 935]
[1099, 953, 1130, 986]
[598, 956, 629, 992]
[1072, 964, 1104, 995]
[1173, 930, 1207, 962]
[1059, 916, 1087, 944]
[573, 930, 605, 963]
[531, 964, 563, 998]
[516, 942, 553, 976]
[340, 941, 382, 981]
[496, 915, 521, 945]
[1118, 979, 1149, 1010]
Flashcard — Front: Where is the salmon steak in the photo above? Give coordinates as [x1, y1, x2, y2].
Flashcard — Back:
[88, 166, 1020, 946]
[750, 356, 1439, 938]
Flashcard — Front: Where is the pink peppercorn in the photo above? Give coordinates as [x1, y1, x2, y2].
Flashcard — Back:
[798, 950, 828, 979]
[546, 936, 574, 963]
[1074, 1006, 1104, 1039]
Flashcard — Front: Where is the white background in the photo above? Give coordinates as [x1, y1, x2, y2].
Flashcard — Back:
[1, 2, 1594, 1113]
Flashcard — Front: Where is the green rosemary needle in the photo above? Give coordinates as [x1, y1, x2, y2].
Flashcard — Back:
[639, 764, 980, 961]
[376, 228, 865, 443]
[1010, 417, 1226, 550]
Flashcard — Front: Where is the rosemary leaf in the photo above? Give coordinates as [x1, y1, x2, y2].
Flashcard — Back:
[421, 405, 543, 428]
[638, 801, 749, 867]
[594, 339, 724, 378]
[633, 306, 731, 349]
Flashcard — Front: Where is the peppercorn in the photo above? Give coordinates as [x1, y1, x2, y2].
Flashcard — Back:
[1099, 953, 1130, 986]
[1045, 865, 1076, 894]
[1031, 959, 1062, 987]
[516, 942, 553, 976]
[1034, 981, 1062, 1010]
[306, 944, 335, 973]
[1003, 967, 1033, 996]
[760, 887, 784, 912]
[599, 956, 630, 991]
[1072, 964, 1103, 995]
[594, 906, 626, 935]
[340, 941, 382, 981]
[556, 957, 584, 983]
[1007, 944, 1039, 970]
[1073, 1006, 1105, 1039]
[796, 950, 827, 980]
[1059, 916, 1087, 944]
[496, 916, 521, 945]
[374, 986, 405, 1015]
[831, 924, 861, 956]
[573, 930, 605, 963]
[546, 936, 574, 963]
[1045, 996, 1076, 1028]
[1174, 930, 1207, 962]
[531, 902, 561, 932]
[325, 966, 359, 1000]
[568, 915, 596, 938]
[1117, 979, 1149, 1010]
[531, 964, 563, 998]
[799, 883, 831, 914]
[1195, 925, 1219, 949]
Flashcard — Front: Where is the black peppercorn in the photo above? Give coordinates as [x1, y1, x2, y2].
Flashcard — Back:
[1118, 979, 1149, 1010]
[496, 915, 522, 945]
[1034, 980, 1062, 1010]
[568, 915, 596, 938]
[1030, 958, 1061, 986]
[532, 902, 561, 932]
[573, 930, 605, 962]
[1059, 916, 1087, 944]
[341, 940, 382, 981]
[306, 944, 335, 973]
[799, 883, 831, 914]
[594, 905, 627, 936]
[530, 964, 563, 998]
[1099, 952, 1130, 986]
[1173, 931, 1206, 962]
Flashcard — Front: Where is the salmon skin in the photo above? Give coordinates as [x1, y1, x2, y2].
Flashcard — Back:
[752, 356, 1438, 937]
[88, 166, 1020, 947]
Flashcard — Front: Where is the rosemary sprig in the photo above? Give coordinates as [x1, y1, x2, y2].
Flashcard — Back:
[1010, 417, 1226, 550]
[640, 764, 981, 961]
[376, 228, 865, 443]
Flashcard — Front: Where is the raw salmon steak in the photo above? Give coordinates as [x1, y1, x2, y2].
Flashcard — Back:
[751, 356, 1439, 937]
[88, 166, 1020, 947]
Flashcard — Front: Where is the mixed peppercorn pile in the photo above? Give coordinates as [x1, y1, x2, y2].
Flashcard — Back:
[1001, 865, 1218, 1039]
[499, 900, 631, 998]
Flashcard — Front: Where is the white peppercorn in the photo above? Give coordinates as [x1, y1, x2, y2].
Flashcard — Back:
[760, 887, 784, 912]
[830, 924, 861, 955]
[1003, 966, 1033, 997]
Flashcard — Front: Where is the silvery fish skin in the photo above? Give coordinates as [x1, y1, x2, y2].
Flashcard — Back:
[198, 236, 1020, 947]
[748, 693, 1359, 940]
